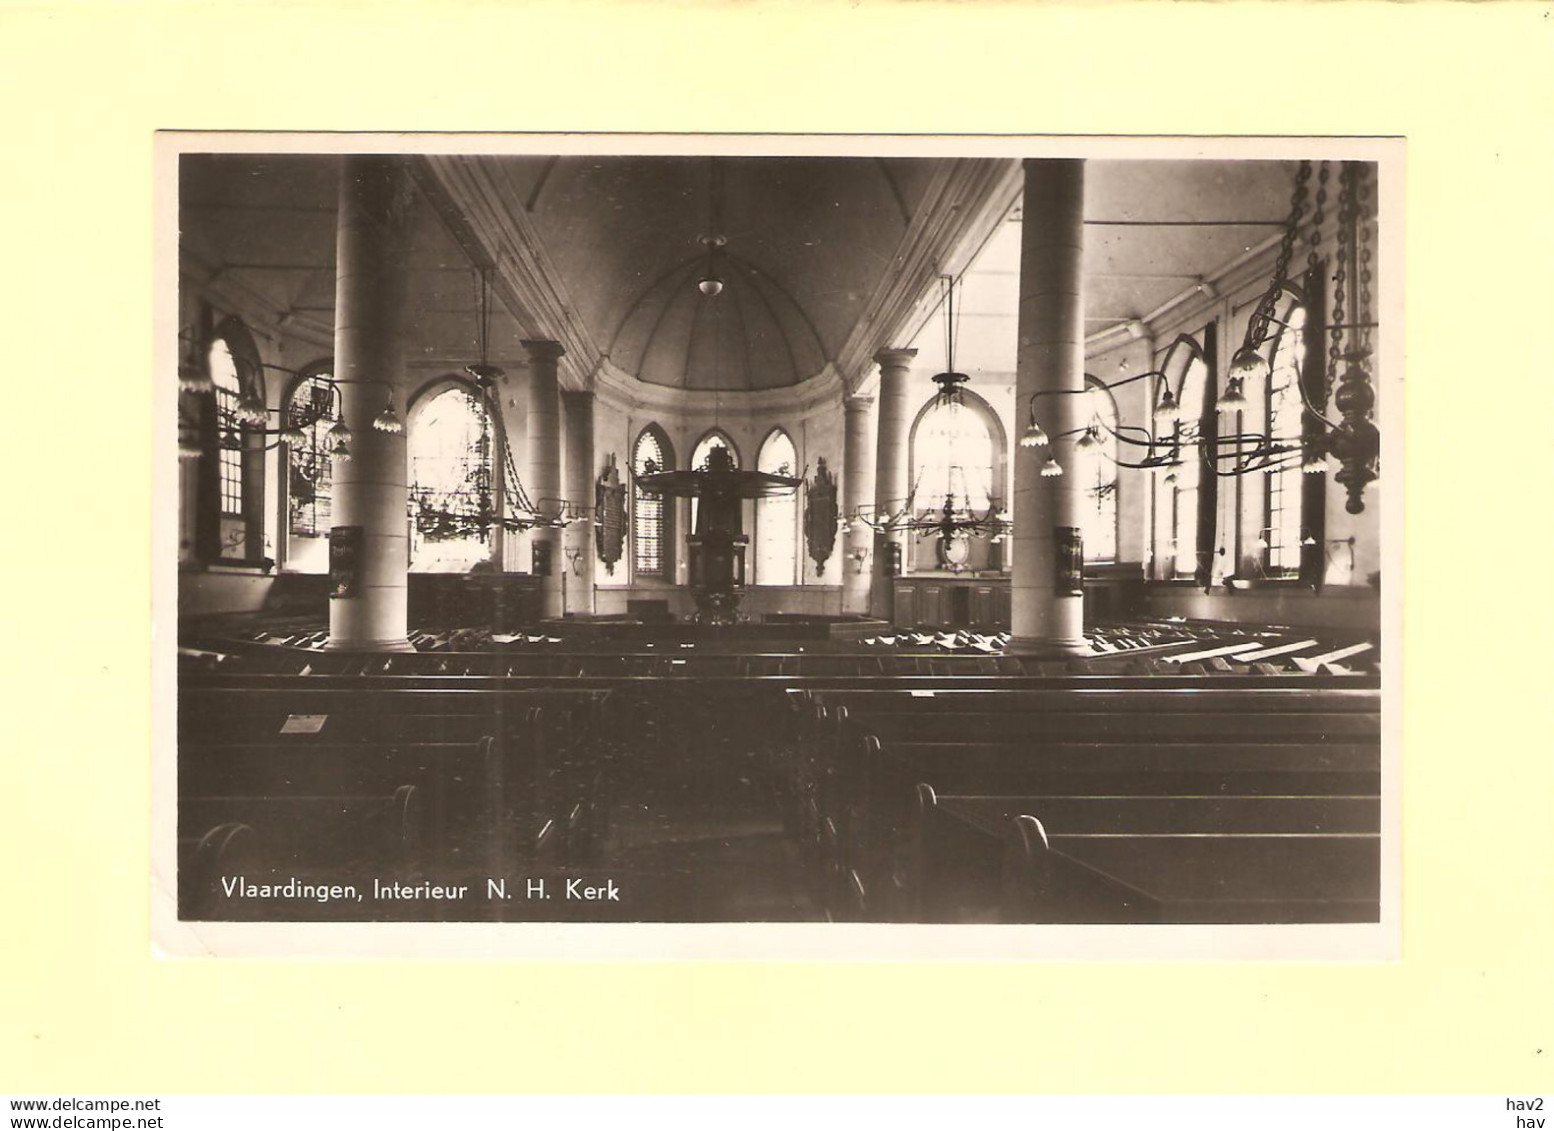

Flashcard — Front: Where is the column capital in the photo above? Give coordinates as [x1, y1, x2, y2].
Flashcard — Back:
[562, 388, 596, 407]
[843, 394, 875, 413]
[522, 339, 566, 365]
[873, 347, 918, 370]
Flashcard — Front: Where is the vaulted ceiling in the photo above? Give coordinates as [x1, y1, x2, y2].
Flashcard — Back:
[179, 151, 1301, 393]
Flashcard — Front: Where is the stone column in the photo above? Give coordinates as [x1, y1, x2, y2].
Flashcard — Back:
[841, 394, 876, 614]
[1010, 158, 1088, 655]
[524, 339, 566, 620]
[870, 348, 916, 622]
[326, 156, 414, 652]
[562, 389, 596, 615]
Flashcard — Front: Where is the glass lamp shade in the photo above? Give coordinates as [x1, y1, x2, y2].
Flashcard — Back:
[235, 394, 268, 427]
[1216, 375, 1248, 412]
[1153, 389, 1180, 423]
[327, 419, 354, 447]
[698, 275, 724, 297]
[330, 437, 352, 462]
[178, 361, 215, 395]
[1039, 456, 1064, 478]
[1019, 421, 1050, 448]
[1227, 345, 1270, 386]
[279, 424, 306, 446]
[372, 401, 404, 434]
[1075, 426, 1100, 451]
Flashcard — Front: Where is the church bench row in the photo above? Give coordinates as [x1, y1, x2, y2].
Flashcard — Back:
[796, 690, 1380, 921]
[796, 685, 1381, 715]
[181, 670, 1379, 695]
[186, 652, 1376, 679]
[179, 786, 423, 918]
[1005, 818, 1381, 924]
[913, 787, 1381, 923]
[827, 704, 1380, 745]
[178, 730, 595, 919]
[785, 693, 1379, 834]
[816, 734, 1382, 916]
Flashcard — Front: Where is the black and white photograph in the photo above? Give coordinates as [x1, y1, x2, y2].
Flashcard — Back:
[158, 135, 1398, 954]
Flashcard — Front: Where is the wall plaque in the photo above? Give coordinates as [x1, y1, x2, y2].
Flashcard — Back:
[328, 525, 363, 599]
[595, 453, 626, 575]
[803, 456, 839, 575]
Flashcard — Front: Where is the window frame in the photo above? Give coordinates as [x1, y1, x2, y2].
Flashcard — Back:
[201, 315, 266, 567]
[281, 361, 338, 566]
[1080, 376, 1120, 565]
[1149, 327, 1217, 585]
[405, 376, 505, 574]
[631, 423, 676, 581]
[753, 426, 799, 586]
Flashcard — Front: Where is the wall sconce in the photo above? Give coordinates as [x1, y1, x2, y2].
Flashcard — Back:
[563, 546, 584, 576]
[849, 547, 871, 575]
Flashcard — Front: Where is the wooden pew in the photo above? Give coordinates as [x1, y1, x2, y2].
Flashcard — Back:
[913, 786, 1380, 922]
[179, 785, 424, 916]
[177, 821, 259, 917]
[1005, 814, 1380, 923]
[822, 734, 1380, 920]
[180, 692, 610, 834]
[803, 686, 1381, 715]
[178, 735, 578, 891]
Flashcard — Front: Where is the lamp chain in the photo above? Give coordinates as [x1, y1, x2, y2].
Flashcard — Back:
[1308, 161, 1330, 403]
[1357, 167, 1374, 356]
[1247, 160, 1311, 350]
[1329, 165, 1352, 382]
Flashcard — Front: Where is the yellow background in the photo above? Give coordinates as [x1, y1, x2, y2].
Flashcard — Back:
[2, 0, 1550, 1093]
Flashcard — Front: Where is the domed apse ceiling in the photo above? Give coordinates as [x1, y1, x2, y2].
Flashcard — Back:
[487, 156, 943, 391]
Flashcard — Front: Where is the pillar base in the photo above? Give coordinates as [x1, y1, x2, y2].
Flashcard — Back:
[1002, 635, 1094, 659]
[323, 636, 418, 654]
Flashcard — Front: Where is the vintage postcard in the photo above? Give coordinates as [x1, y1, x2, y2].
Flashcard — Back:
[153, 131, 1402, 962]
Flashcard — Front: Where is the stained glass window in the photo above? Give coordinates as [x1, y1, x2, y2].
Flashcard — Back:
[409, 385, 496, 573]
[911, 398, 994, 514]
[286, 371, 336, 538]
[633, 426, 673, 578]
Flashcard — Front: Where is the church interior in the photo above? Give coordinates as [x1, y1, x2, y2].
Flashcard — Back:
[173, 148, 1385, 926]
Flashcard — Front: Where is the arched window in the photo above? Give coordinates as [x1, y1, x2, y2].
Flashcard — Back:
[408, 382, 498, 573]
[1152, 334, 1210, 581]
[689, 429, 739, 533]
[755, 429, 798, 585]
[691, 429, 740, 471]
[632, 424, 675, 578]
[1079, 378, 1119, 564]
[209, 339, 246, 519]
[1264, 296, 1309, 576]
[909, 391, 1002, 514]
[283, 365, 337, 571]
[203, 317, 265, 565]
